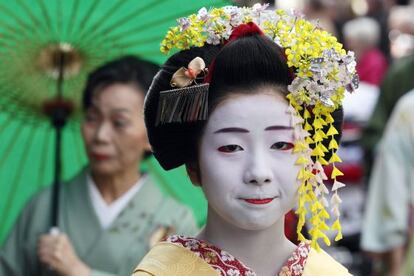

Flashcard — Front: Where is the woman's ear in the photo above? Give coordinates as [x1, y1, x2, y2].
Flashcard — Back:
[185, 162, 201, 186]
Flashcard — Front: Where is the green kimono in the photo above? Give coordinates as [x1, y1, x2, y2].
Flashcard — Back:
[361, 90, 414, 253]
[0, 168, 198, 276]
[361, 54, 414, 176]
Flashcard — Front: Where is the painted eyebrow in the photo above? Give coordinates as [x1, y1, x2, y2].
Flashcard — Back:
[213, 127, 249, 134]
[264, 125, 293, 131]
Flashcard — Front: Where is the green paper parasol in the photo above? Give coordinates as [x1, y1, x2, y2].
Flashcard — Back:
[0, 0, 230, 244]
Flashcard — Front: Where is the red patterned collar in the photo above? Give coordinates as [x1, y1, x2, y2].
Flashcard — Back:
[165, 235, 310, 276]
[278, 240, 311, 276]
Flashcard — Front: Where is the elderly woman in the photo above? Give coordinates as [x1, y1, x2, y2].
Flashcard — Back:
[0, 56, 198, 276]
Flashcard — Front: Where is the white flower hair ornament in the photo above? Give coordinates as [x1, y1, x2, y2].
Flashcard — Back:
[158, 4, 359, 250]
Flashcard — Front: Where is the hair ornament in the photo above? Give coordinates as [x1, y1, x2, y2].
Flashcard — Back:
[156, 57, 209, 125]
[159, 3, 359, 250]
[170, 57, 207, 88]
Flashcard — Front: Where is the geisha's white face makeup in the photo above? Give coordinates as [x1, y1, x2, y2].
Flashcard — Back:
[198, 89, 300, 231]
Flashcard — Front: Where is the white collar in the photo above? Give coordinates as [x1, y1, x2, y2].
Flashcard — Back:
[87, 174, 146, 229]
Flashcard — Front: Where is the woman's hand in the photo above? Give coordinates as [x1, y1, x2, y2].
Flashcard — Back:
[38, 233, 91, 276]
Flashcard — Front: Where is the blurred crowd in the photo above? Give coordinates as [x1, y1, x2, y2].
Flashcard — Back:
[290, 0, 414, 275]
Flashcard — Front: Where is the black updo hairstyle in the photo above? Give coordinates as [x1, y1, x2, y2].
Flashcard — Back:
[207, 33, 291, 114]
[145, 30, 343, 170]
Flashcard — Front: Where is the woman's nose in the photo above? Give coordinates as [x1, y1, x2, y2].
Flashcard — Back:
[94, 123, 111, 143]
[243, 152, 273, 185]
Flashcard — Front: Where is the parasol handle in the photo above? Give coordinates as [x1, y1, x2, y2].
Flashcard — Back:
[49, 226, 60, 236]
[51, 121, 63, 228]
[42, 51, 74, 228]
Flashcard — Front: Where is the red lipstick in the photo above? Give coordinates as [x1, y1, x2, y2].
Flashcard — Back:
[243, 198, 274, 204]
[91, 153, 110, 161]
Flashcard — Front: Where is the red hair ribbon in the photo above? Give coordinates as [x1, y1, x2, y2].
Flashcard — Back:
[226, 22, 264, 44]
[204, 22, 264, 83]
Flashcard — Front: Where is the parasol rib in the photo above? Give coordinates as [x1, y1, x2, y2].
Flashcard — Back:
[36, 0, 56, 40]
[76, 0, 129, 41]
[78, 0, 164, 45]
[65, 0, 80, 39]
[15, 0, 50, 35]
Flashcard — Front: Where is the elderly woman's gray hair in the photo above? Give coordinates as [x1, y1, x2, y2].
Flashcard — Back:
[343, 17, 380, 48]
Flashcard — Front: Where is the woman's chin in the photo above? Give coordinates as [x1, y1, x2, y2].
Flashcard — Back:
[90, 162, 119, 175]
[228, 214, 282, 231]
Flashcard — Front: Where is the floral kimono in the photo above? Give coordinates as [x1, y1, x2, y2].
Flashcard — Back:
[132, 235, 351, 276]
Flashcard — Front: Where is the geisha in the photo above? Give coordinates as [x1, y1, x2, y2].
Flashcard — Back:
[132, 4, 358, 276]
